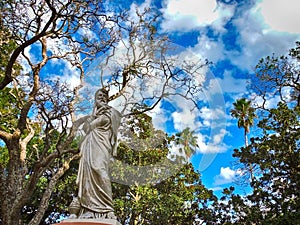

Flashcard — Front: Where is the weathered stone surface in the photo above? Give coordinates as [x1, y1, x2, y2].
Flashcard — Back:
[53, 218, 121, 225]
[70, 88, 122, 219]
[53, 89, 123, 225]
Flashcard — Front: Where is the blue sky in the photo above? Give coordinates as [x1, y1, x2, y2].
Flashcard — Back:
[105, 0, 300, 196]
[21, 0, 300, 196]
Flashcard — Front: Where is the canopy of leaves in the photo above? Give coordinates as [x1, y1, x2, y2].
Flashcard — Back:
[218, 43, 300, 225]
[224, 103, 300, 225]
[230, 98, 256, 134]
[111, 113, 217, 225]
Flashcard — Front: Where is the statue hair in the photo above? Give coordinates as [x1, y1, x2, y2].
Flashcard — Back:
[95, 87, 109, 99]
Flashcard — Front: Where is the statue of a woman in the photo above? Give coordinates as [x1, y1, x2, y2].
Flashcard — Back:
[69, 88, 121, 219]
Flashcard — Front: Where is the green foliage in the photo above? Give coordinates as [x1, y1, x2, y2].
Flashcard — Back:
[228, 102, 300, 224]
[0, 85, 80, 224]
[115, 113, 169, 169]
[0, 88, 24, 168]
[0, 24, 22, 82]
[0, 2, 211, 224]
[218, 102, 300, 225]
[111, 113, 217, 224]
[0, 145, 9, 167]
[215, 186, 263, 224]
[21, 133, 81, 223]
[175, 127, 199, 159]
[231, 97, 256, 183]
[43, 159, 79, 224]
[16, 111, 218, 224]
[113, 163, 217, 225]
[230, 98, 256, 134]
[220, 43, 300, 224]
[0, 88, 20, 133]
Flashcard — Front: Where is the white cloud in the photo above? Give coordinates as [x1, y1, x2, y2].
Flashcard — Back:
[197, 128, 230, 154]
[233, 33, 298, 72]
[46, 57, 82, 90]
[60, 61, 82, 89]
[20, 46, 33, 75]
[229, 1, 300, 71]
[161, 0, 217, 31]
[185, 0, 300, 73]
[129, 0, 152, 18]
[208, 70, 249, 96]
[251, 86, 293, 110]
[78, 27, 97, 40]
[193, 35, 226, 64]
[258, 0, 300, 34]
[146, 101, 169, 131]
[199, 106, 227, 128]
[168, 95, 230, 154]
[161, 0, 235, 32]
[171, 96, 201, 131]
[214, 166, 240, 185]
[47, 37, 76, 57]
[171, 108, 195, 130]
[209, 186, 224, 192]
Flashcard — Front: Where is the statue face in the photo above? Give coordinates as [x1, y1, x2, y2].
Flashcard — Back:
[95, 91, 108, 108]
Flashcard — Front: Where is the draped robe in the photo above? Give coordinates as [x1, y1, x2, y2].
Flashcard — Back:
[76, 107, 121, 217]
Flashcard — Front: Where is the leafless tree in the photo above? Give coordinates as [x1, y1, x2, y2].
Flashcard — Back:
[1, 1, 122, 224]
[251, 42, 300, 109]
[0, 1, 209, 225]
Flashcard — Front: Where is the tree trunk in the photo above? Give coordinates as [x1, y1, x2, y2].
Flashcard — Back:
[244, 129, 248, 147]
[244, 129, 254, 183]
[2, 138, 25, 225]
[28, 155, 79, 225]
[2, 169, 24, 225]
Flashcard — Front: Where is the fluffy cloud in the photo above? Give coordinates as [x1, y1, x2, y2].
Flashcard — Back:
[171, 96, 201, 131]
[197, 128, 230, 154]
[146, 101, 169, 131]
[183, 0, 300, 73]
[161, 0, 235, 32]
[169, 94, 229, 154]
[251, 86, 293, 110]
[60, 61, 82, 89]
[258, 0, 300, 34]
[199, 106, 227, 128]
[207, 70, 249, 96]
[231, 7, 299, 71]
[193, 35, 226, 64]
[214, 166, 242, 185]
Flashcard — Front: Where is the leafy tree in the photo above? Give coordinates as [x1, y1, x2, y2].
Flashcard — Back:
[219, 43, 300, 225]
[112, 113, 218, 225]
[175, 127, 199, 160]
[230, 98, 256, 147]
[0, 19, 21, 81]
[0, 1, 209, 224]
[230, 102, 300, 225]
[230, 98, 256, 182]
[113, 164, 218, 225]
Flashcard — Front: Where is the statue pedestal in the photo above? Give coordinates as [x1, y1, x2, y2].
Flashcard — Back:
[53, 218, 121, 225]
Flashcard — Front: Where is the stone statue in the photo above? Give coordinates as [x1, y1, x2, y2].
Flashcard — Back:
[69, 88, 122, 220]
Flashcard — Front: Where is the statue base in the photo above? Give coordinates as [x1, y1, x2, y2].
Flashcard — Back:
[53, 218, 121, 225]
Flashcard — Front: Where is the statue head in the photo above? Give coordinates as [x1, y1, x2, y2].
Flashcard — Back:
[95, 87, 109, 98]
[94, 87, 109, 108]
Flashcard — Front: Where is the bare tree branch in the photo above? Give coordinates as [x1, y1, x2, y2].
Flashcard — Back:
[28, 154, 80, 225]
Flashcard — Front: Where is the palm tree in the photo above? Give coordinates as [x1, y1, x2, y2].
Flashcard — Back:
[230, 98, 256, 146]
[231, 98, 256, 182]
[175, 127, 198, 160]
